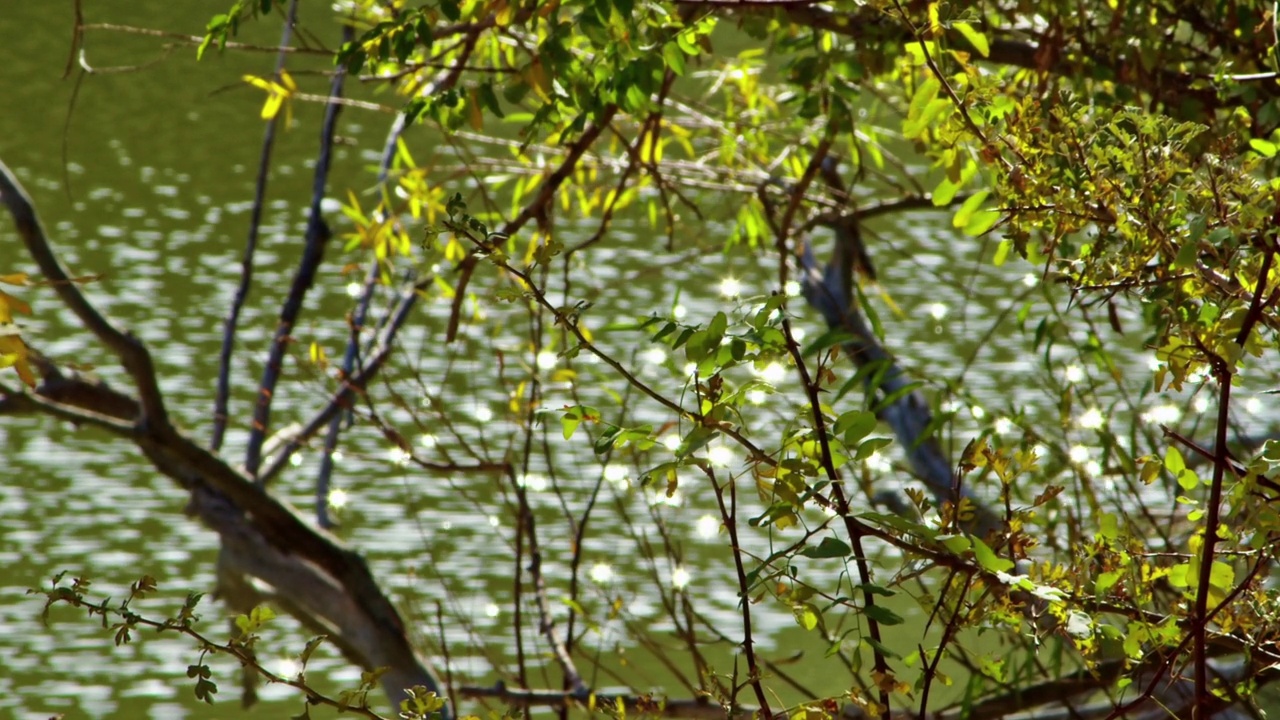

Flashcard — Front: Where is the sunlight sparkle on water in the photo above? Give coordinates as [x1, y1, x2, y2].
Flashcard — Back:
[671, 567, 691, 589]
[603, 464, 629, 488]
[642, 347, 667, 365]
[1064, 364, 1084, 383]
[474, 406, 494, 422]
[683, 362, 698, 377]
[1085, 461, 1102, 476]
[672, 304, 688, 319]
[707, 445, 734, 467]
[1142, 404, 1181, 424]
[994, 417, 1013, 434]
[590, 563, 613, 583]
[1148, 356, 1162, 371]
[1069, 445, 1090, 463]
[290, 453, 303, 467]
[792, 326, 806, 342]
[649, 489, 682, 507]
[1078, 408, 1104, 430]
[696, 514, 719, 539]
[662, 435, 681, 451]
[328, 488, 349, 509]
[488, 515, 500, 527]
[536, 351, 558, 370]
[747, 389, 767, 405]
[719, 277, 742, 298]
[519, 474, 549, 492]
[865, 451, 891, 472]
[419, 433, 437, 449]
[758, 361, 786, 384]
[346, 282, 363, 299]
[970, 405, 985, 420]
[1246, 397, 1262, 414]
[785, 280, 801, 296]
[389, 447, 412, 466]
[1193, 396, 1209, 413]
[275, 658, 301, 679]
[929, 303, 948, 320]
[485, 603, 500, 618]
[330, 449, 344, 462]
[1022, 273, 1038, 287]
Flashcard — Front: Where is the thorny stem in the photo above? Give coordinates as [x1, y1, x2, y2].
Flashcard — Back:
[780, 315, 892, 715]
[40, 584, 392, 720]
[704, 464, 773, 718]
[1192, 242, 1275, 717]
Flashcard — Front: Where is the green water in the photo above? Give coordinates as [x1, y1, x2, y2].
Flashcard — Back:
[2, 4, 1258, 720]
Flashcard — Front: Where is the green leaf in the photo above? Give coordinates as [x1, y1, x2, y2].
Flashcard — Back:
[1250, 138, 1277, 158]
[1095, 569, 1122, 595]
[953, 190, 990, 229]
[855, 583, 896, 597]
[953, 22, 990, 57]
[802, 328, 856, 357]
[1209, 560, 1235, 591]
[854, 437, 892, 461]
[794, 602, 820, 630]
[932, 176, 961, 206]
[963, 208, 1001, 237]
[662, 43, 686, 76]
[939, 534, 971, 554]
[864, 636, 901, 659]
[561, 405, 599, 440]
[908, 78, 941, 124]
[800, 537, 852, 559]
[971, 537, 1015, 573]
[834, 410, 877, 446]
[864, 603, 905, 626]
[993, 240, 1011, 266]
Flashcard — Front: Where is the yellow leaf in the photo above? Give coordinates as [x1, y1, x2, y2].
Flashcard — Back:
[0, 332, 35, 389]
[0, 273, 29, 286]
[524, 59, 550, 98]
[243, 74, 274, 92]
[0, 289, 31, 324]
[262, 93, 284, 120]
[926, 2, 942, 37]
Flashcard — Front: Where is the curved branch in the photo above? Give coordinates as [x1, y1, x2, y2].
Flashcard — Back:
[244, 35, 350, 478]
[212, 0, 305, 453]
[0, 160, 168, 428]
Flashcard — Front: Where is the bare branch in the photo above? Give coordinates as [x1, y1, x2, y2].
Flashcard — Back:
[0, 160, 169, 427]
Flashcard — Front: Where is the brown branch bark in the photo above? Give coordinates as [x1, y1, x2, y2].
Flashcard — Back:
[0, 158, 448, 713]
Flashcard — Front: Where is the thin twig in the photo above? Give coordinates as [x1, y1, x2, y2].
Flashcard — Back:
[211, 0, 303, 453]
[244, 21, 349, 478]
[704, 464, 772, 718]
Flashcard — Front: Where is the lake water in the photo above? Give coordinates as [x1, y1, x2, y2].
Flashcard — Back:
[2, 4, 1272, 720]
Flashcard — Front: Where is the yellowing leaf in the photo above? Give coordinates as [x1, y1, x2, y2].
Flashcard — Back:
[0, 331, 36, 389]
[0, 289, 31, 324]
[467, 88, 484, 131]
[0, 273, 29, 286]
[926, 3, 942, 37]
